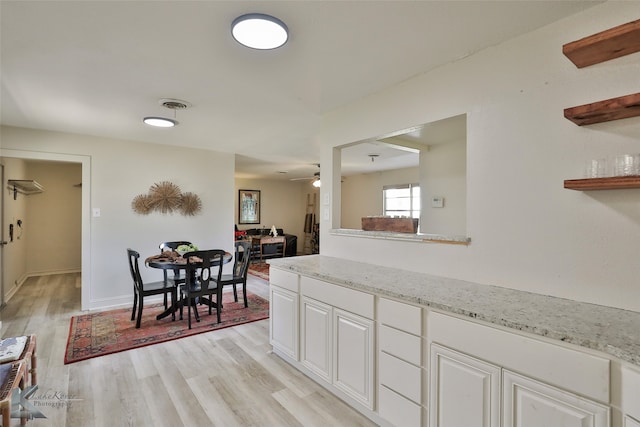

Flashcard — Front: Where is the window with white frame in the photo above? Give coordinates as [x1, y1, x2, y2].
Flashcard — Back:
[383, 184, 420, 219]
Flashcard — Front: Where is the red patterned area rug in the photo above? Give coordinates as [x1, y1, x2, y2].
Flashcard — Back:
[248, 262, 269, 280]
[64, 291, 269, 364]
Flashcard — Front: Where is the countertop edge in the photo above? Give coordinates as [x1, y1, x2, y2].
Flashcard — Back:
[268, 256, 640, 368]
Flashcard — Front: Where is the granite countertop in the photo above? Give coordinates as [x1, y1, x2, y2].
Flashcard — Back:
[268, 255, 640, 368]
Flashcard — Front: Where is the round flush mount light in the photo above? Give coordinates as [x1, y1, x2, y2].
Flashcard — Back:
[143, 117, 177, 128]
[231, 13, 288, 50]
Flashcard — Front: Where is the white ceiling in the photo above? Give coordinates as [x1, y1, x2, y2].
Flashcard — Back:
[0, 1, 601, 180]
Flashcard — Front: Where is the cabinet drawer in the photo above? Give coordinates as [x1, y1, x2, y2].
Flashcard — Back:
[301, 276, 374, 319]
[428, 311, 610, 403]
[379, 385, 421, 427]
[379, 351, 421, 403]
[270, 268, 298, 292]
[622, 365, 640, 420]
[379, 325, 421, 366]
[379, 298, 422, 335]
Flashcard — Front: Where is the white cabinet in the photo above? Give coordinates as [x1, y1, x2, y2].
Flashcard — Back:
[269, 268, 299, 361]
[269, 285, 298, 360]
[301, 296, 332, 382]
[503, 370, 610, 427]
[622, 365, 640, 426]
[333, 307, 374, 408]
[269, 265, 633, 427]
[429, 344, 501, 427]
[298, 276, 375, 410]
[428, 312, 611, 427]
[378, 298, 423, 427]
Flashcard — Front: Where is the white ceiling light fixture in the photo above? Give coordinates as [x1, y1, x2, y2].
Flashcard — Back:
[143, 117, 177, 128]
[231, 13, 288, 50]
[312, 178, 321, 188]
[143, 99, 191, 128]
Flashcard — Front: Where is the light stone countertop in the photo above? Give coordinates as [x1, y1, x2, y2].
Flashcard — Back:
[268, 255, 640, 368]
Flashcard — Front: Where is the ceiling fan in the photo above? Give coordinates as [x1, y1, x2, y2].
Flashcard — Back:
[290, 164, 321, 187]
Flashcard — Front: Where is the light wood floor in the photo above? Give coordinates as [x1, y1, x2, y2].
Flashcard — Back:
[0, 273, 377, 427]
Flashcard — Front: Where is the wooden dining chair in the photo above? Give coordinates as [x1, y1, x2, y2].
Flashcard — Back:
[180, 250, 225, 329]
[159, 241, 192, 283]
[127, 248, 178, 328]
[215, 241, 252, 308]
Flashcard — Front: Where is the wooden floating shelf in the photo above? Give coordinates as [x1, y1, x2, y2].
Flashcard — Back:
[563, 19, 640, 68]
[564, 176, 640, 191]
[564, 92, 640, 126]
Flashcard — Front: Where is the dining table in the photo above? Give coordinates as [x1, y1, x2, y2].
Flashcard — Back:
[145, 250, 232, 321]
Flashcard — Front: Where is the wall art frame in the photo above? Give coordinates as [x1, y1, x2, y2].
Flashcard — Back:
[239, 189, 260, 224]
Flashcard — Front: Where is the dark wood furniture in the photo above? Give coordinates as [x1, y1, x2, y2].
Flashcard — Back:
[146, 251, 232, 324]
[181, 250, 226, 329]
[242, 228, 297, 257]
[127, 248, 178, 328]
[158, 241, 192, 285]
[158, 241, 192, 307]
[216, 241, 252, 308]
[251, 235, 286, 262]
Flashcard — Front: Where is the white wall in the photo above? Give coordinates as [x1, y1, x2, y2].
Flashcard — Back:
[421, 138, 467, 235]
[320, 2, 640, 312]
[1, 159, 81, 304]
[341, 167, 419, 229]
[0, 126, 235, 310]
[1, 157, 29, 300]
[25, 161, 82, 275]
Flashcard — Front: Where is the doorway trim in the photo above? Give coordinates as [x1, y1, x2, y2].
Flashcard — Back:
[0, 149, 91, 310]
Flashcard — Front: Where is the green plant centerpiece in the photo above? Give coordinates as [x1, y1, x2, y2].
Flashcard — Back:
[176, 243, 198, 256]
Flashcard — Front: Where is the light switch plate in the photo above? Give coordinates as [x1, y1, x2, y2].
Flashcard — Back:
[431, 197, 444, 208]
[323, 207, 330, 221]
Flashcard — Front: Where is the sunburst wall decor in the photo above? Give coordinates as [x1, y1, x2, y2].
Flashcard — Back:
[132, 181, 202, 216]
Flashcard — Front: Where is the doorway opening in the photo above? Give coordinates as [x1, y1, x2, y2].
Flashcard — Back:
[0, 149, 91, 311]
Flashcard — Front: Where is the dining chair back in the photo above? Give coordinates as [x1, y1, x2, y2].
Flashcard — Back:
[158, 241, 192, 307]
[127, 248, 177, 328]
[181, 249, 226, 329]
[217, 241, 252, 307]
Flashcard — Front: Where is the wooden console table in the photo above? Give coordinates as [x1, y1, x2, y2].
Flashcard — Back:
[251, 236, 286, 262]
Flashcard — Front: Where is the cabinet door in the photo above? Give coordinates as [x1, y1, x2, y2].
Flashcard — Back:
[269, 285, 298, 360]
[333, 308, 374, 409]
[429, 343, 501, 427]
[503, 370, 610, 427]
[301, 296, 332, 382]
